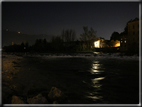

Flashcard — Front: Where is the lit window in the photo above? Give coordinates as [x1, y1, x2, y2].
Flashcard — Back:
[121, 41, 123, 43]
[125, 41, 126, 43]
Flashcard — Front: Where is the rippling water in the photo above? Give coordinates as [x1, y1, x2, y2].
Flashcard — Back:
[22, 54, 139, 104]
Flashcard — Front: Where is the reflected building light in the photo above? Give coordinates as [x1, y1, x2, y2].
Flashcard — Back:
[93, 64, 100, 66]
[93, 61, 100, 63]
[93, 70, 99, 72]
[94, 77, 105, 81]
[91, 69, 104, 73]
[92, 66, 98, 69]
[92, 77, 105, 84]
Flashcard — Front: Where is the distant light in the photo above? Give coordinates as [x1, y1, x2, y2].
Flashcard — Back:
[94, 40, 100, 48]
[115, 42, 120, 47]
[18, 32, 20, 34]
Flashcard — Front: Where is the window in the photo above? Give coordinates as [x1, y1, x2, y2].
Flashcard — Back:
[121, 41, 123, 43]
[133, 38, 135, 41]
[133, 25, 135, 29]
[133, 32, 135, 35]
[125, 41, 126, 43]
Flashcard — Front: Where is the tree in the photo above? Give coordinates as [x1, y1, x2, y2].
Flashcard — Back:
[80, 26, 97, 51]
[110, 32, 120, 41]
[51, 36, 63, 51]
[61, 29, 76, 42]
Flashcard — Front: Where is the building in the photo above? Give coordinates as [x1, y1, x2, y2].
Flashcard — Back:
[94, 37, 105, 48]
[120, 18, 139, 53]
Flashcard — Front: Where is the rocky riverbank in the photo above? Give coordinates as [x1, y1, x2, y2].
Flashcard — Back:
[2, 53, 69, 104]
[11, 87, 67, 104]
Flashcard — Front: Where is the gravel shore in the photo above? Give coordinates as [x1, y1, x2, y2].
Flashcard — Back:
[2, 53, 24, 104]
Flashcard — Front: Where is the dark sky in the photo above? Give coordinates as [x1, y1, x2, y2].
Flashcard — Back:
[2, 2, 139, 42]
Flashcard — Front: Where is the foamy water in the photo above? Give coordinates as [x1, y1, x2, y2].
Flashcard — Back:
[25, 52, 139, 60]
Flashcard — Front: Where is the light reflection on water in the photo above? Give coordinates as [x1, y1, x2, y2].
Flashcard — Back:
[92, 77, 105, 87]
[90, 62, 105, 74]
[87, 60, 106, 101]
[22, 56, 139, 103]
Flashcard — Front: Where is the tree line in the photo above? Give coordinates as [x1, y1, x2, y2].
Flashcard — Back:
[3, 26, 97, 53]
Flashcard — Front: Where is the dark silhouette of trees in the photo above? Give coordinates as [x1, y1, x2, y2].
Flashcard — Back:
[3, 41, 30, 52]
[51, 36, 63, 51]
[32, 39, 51, 52]
[80, 26, 97, 51]
[61, 29, 76, 42]
[110, 32, 120, 41]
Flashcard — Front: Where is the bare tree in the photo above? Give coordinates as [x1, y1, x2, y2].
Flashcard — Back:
[61, 29, 76, 42]
[80, 26, 97, 51]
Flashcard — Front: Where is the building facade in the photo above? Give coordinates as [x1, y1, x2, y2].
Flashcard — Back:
[120, 18, 139, 53]
[94, 38, 105, 48]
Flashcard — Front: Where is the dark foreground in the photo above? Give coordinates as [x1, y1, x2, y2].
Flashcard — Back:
[2, 53, 139, 104]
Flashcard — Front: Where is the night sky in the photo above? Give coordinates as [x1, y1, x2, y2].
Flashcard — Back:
[2, 2, 139, 45]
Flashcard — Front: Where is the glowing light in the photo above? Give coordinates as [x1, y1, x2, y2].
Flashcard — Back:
[114, 42, 120, 47]
[91, 77, 105, 87]
[94, 40, 100, 48]
[18, 32, 20, 34]
[125, 41, 126, 43]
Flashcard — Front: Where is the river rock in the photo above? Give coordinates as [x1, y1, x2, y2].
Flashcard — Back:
[11, 95, 25, 104]
[27, 94, 48, 104]
[48, 87, 65, 102]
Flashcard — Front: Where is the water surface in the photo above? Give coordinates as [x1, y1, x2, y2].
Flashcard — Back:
[13, 54, 139, 104]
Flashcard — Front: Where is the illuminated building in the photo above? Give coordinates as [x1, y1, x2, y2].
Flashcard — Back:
[120, 18, 139, 53]
[114, 40, 120, 47]
[94, 38, 105, 48]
